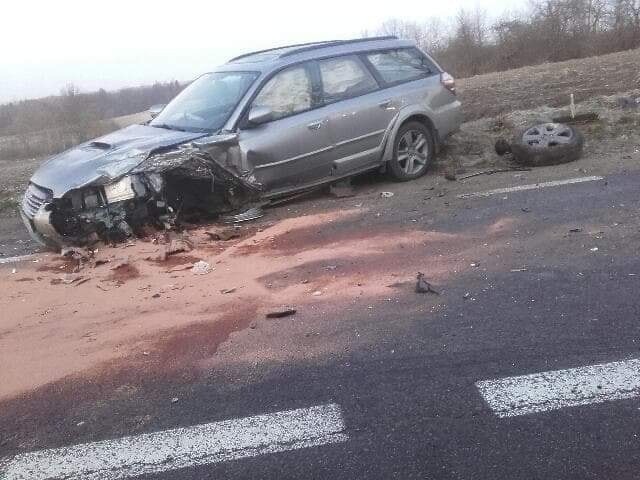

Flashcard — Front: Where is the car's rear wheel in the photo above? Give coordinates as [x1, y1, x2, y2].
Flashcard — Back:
[388, 122, 434, 181]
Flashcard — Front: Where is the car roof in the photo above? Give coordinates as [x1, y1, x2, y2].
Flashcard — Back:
[214, 37, 416, 74]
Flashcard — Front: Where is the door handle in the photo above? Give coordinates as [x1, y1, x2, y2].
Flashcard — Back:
[307, 120, 325, 130]
[378, 100, 394, 109]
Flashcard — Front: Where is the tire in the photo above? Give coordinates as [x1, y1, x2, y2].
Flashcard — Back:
[511, 123, 584, 167]
[388, 121, 434, 181]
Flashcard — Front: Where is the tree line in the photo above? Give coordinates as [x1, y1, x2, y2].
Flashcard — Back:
[0, 80, 183, 137]
[0, 81, 184, 159]
[372, 0, 640, 78]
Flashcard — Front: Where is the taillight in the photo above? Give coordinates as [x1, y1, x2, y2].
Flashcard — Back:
[441, 72, 456, 94]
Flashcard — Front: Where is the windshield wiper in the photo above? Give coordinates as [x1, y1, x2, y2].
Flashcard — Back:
[152, 123, 187, 132]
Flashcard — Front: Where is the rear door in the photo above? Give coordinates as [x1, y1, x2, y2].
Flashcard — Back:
[316, 55, 396, 176]
[238, 63, 332, 192]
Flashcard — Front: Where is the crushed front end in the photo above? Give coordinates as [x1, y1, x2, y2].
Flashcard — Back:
[21, 131, 263, 249]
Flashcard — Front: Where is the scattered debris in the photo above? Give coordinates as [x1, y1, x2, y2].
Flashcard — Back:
[205, 229, 241, 241]
[458, 167, 530, 181]
[171, 397, 179, 404]
[74, 277, 91, 287]
[444, 170, 457, 181]
[51, 273, 88, 286]
[221, 206, 264, 224]
[552, 112, 600, 124]
[569, 228, 583, 233]
[191, 261, 212, 275]
[380, 192, 395, 198]
[152, 293, 161, 298]
[590, 247, 599, 252]
[463, 292, 471, 299]
[470, 263, 480, 268]
[220, 288, 236, 294]
[61, 247, 92, 263]
[266, 308, 297, 319]
[495, 138, 512, 156]
[521, 207, 531, 213]
[312, 290, 323, 296]
[158, 235, 194, 261]
[11, 268, 16, 275]
[510, 268, 528, 272]
[415, 272, 440, 295]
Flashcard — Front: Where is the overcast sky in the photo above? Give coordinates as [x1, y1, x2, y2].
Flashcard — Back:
[0, 0, 526, 103]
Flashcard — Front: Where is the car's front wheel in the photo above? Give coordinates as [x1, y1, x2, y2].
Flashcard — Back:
[388, 122, 434, 181]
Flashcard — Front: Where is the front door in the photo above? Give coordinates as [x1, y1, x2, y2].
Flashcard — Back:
[238, 64, 332, 193]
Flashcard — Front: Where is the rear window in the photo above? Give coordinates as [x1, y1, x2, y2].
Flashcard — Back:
[366, 48, 437, 85]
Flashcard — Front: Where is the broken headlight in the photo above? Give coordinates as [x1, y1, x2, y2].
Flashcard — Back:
[103, 176, 137, 203]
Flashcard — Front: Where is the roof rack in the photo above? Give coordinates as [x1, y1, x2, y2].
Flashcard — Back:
[228, 36, 398, 63]
[279, 36, 398, 58]
[228, 40, 343, 63]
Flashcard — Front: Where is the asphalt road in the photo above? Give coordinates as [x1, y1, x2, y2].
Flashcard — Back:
[0, 215, 40, 260]
[3, 171, 640, 479]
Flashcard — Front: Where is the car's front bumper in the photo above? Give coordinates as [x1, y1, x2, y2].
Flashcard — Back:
[20, 205, 64, 248]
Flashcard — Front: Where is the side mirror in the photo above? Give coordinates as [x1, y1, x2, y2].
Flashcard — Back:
[247, 106, 273, 126]
[148, 104, 166, 119]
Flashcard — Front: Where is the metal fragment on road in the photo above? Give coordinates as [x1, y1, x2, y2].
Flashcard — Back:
[1, 404, 347, 480]
[476, 358, 640, 418]
[457, 176, 604, 199]
[191, 261, 212, 275]
[221, 206, 264, 224]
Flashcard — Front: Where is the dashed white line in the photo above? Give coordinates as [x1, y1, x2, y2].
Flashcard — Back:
[476, 358, 640, 418]
[1, 403, 348, 480]
[458, 176, 604, 199]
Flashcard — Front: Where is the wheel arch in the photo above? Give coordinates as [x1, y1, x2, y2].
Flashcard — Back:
[382, 109, 440, 163]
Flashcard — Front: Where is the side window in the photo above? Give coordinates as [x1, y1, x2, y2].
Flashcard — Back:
[366, 48, 437, 84]
[318, 56, 378, 103]
[253, 65, 312, 120]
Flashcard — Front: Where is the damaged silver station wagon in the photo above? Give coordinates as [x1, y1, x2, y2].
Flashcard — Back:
[22, 36, 462, 248]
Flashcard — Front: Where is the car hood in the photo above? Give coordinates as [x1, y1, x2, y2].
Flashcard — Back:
[31, 124, 206, 198]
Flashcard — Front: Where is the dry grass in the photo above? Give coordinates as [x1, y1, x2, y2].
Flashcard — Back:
[458, 47, 640, 122]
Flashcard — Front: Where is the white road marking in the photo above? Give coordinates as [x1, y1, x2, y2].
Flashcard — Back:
[458, 176, 604, 199]
[476, 358, 640, 418]
[0, 254, 37, 265]
[1, 403, 347, 480]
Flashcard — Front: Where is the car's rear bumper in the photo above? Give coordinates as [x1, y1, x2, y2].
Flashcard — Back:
[433, 99, 464, 142]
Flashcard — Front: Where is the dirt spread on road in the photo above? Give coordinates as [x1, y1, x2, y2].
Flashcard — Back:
[0, 196, 522, 403]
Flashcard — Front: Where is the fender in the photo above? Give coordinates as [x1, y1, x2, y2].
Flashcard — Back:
[380, 105, 440, 164]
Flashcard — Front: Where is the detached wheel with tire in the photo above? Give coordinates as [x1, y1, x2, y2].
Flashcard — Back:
[388, 122, 434, 181]
[511, 123, 584, 167]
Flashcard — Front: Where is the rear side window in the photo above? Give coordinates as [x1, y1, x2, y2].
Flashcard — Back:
[318, 56, 378, 103]
[253, 65, 312, 120]
[366, 48, 437, 85]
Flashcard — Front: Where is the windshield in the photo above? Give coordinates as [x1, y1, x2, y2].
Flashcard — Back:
[150, 71, 259, 133]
